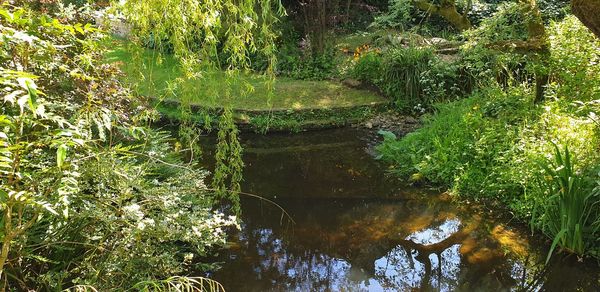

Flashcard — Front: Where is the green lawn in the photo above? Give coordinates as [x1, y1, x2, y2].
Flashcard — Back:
[104, 39, 387, 111]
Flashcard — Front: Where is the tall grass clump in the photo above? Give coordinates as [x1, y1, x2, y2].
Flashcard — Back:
[531, 144, 600, 261]
[360, 46, 474, 113]
[380, 47, 434, 109]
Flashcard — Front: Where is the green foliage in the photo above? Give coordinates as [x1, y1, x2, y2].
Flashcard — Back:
[378, 85, 599, 205]
[464, 2, 529, 42]
[212, 108, 244, 214]
[118, 0, 284, 212]
[345, 44, 473, 112]
[119, 0, 282, 74]
[0, 4, 238, 289]
[420, 57, 474, 106]
[276, 46, 339, 80]
[380, 47, 435, 109]
[530, 144, 600, 261]
[378, 87, 532, 196]
[378, 46, 471, 111]
[537, 0, 571, 22]
[377, 13, 600, 259]
[350, 51, 382, 84]
[547, 16, 600, 103]
[371, 0, 417, 30]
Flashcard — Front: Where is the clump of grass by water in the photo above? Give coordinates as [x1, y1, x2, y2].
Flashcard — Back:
[380, 47, 434, 109]
[531, 144, 600, 262]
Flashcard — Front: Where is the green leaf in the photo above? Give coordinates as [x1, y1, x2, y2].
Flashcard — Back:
[546, 228, 567, 264]
[378, 130, 397, 140]
[57, 144, 68, 168]
[17, 77, 38, 113]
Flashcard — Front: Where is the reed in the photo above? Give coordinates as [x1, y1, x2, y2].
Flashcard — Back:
[531, 144, 600, 262]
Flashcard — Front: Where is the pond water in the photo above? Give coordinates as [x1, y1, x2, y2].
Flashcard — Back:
[200, 128, 599, 291]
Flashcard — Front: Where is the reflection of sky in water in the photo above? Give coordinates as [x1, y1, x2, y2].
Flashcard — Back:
[236, 218, 486, 291]
[407, 218, 461, 244]
[372, 219, 462, 291]
[250, 227, 361, 291]
[216, 207, 599, 291]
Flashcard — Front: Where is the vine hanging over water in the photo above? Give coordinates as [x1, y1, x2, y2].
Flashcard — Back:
[116, 0, 284, 213]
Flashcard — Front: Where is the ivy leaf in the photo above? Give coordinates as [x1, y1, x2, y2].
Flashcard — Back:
[57, 144, 68, 168]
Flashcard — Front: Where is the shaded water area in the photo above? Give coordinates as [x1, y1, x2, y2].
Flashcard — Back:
[199, 128, 599, 291]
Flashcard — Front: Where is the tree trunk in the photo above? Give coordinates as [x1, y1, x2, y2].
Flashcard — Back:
[413, 0, 472, 30]
[572, 0, 600, 38]
[519, 0, 550, 103]
[486, 0, 549, 102]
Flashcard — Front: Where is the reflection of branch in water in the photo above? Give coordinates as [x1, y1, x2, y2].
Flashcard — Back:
[515, 255, 550, 292]
[398, 223, 474, 267]
[393, 223, 476, 289]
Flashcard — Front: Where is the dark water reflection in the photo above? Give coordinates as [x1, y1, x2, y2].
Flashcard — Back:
[199, 128, 599, 291]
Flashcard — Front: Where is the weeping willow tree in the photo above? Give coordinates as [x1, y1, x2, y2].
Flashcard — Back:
[117, 0, 284, 212]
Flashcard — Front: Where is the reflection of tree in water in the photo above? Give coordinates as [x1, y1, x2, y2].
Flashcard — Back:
[371, 218, 529, 291]
[215, 198, 565, 291]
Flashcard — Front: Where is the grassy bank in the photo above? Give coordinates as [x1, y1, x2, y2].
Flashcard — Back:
[104, 39, 388, 130]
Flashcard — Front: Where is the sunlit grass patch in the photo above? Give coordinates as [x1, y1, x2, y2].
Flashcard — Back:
[104, 39, 387, 111]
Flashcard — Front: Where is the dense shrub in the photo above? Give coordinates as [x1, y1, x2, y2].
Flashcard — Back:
[379, 47, 435, 109]
[547, 16, 600, 103]
[464, 2, 529, 42]
[378, 87, 536, 197]
[276, 45, 339, 80]
[420, 57, 474, 105]
[349, 51, 382, 84]
[378, 85, 599, 206]
[350, 46, 472, 112]
[371, 0, 418, 30]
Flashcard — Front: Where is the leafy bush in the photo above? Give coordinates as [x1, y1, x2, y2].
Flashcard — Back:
[466, 2, 529, 42]
[378, 86, 600, 258]
[276, 46, 339, 80]
[349, 51, 382, 84]
[377, 86, 600, 211]
[537, 0, 571, 22]
[547, 16, 600, 103]
[371, 0, 471, 34]
[420, 58, 474, 106]
[373, 47, 472, 111]
[0, 5, 237, 289]
[371, 0, 417, 30]
[377, 87, 534, 196]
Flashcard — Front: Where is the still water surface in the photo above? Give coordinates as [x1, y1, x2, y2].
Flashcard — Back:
[200, 128, 599, 291]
